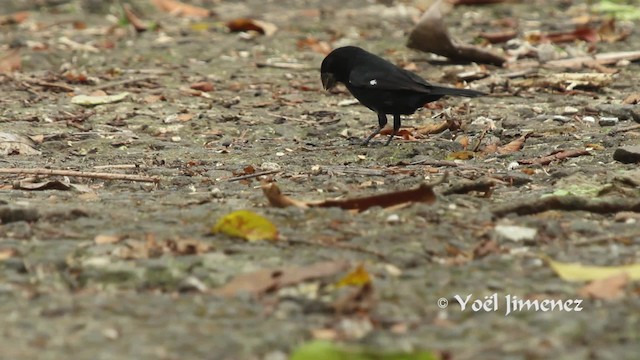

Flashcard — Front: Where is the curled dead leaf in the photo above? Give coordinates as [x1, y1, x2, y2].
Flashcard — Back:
[213, 261, 350, 298]
[0, 49, 21, 74]
[407, 0, 506, 66]
[227, 18, 277, 37]
[151, 0, 214, 17]
[262, 182, 436, 212]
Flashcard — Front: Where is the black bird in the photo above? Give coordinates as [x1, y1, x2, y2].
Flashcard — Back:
[321, 46, 485, 146]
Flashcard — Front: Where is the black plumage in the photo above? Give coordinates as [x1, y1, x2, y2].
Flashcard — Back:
[321, 46, 485, 145]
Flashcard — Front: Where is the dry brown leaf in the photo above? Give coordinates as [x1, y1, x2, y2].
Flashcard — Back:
[332, 282, 375, 315]
[0, 132, 41, 156]
[447, 151, 475, 160]
[123, 4, 148, 32]
[151, 0, 213, 17]
[297, 37, 332, 55]
[415, 120, 451, 135]
[472, 239, 500, 259]
[496, 133, 529, 155]
[578, 272, 629, 300]
[623, 93, 640, 105]
[95, 234, 126, 245]
[190, 81, 214, 92]
[478, 30, 518, 44]
[177, 113, 193, 122]
[212, 261, 350, 298]
[526, 27, 599, 44]
[379, 128, 417, 141]
[0, 49, 21, 74]
[407, 0, 505, 66]
[0, 248, 20, 260]
[0, 11, 29, 25]
[261, 182, 436, 212]
[598, 18, 632, 43]
[261, 182, 310, 208]
[227, 18, 277, 36]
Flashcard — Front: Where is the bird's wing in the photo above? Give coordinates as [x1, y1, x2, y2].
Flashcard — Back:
[348, 66, 432, 93]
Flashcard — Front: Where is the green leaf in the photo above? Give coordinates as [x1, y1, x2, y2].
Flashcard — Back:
[290, 340, 438, 360]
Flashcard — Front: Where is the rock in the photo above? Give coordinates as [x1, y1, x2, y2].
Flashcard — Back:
[599, 117, 619, 126]
[561, 106, 579, 115]
[495, 225, 538, 242]
[613, 146, 640, 164]
[596, 104, 638, 121]
[582, 116, 596, 123]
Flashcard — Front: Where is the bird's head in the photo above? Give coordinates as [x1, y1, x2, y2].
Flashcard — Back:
[320, 46, 362, 91]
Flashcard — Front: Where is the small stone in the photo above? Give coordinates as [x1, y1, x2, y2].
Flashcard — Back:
[561, 106, 579, 115]
[613, 146, 640, 164]
[386, 214, 400, 224]
[582, 116, 596, 123]
[495, 225, 538, 242]
[275, 152, 285, 157]
[551, 115, 571, 123]
[260, 162, 281, 171]
[507, 161, 520, 171]
[616, 59, 631, 67]
[599, 117, 619, 126]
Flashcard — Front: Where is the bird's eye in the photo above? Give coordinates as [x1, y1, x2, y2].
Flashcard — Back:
[369, 79, 377, 86]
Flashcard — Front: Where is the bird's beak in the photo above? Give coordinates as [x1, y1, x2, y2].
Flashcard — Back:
[321, 72, 336, 90]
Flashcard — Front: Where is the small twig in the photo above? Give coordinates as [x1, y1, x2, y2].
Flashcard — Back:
[518, 149, 591, 166]
[227, 170, 281, 182]
[471, 129, 487, 152]
[94, 76, 157, 91]
[0, 168, 159, 183]
[326, 166, 386, 176]
[575, 230, 640, 247]
[25, 79, 74, 92]
[491, 195, 640, 217]
[405, 159, 459, 167]
[255, 62, 313, 70]
[93, 164, 146, 169]
[610, 124, 640, 136]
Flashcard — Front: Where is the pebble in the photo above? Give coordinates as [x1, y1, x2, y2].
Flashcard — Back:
[260, 162, 281, 171]
[582, 116, 596, 123]
[495, 225, 538, 242]
[561, 106, 579, 115]
[386, 214, 401, 224]
[507, 161, 520, 171]
[551, 115, 571, 123]
[599, 117, 619, 126]
[613, 146, 640, 164]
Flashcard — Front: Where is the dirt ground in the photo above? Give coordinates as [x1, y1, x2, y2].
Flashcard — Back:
[1, 0, 639, 359]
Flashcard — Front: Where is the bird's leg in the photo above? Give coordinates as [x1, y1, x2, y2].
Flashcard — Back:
[384, 114, 402, 146]
[362, 112, 388, 146]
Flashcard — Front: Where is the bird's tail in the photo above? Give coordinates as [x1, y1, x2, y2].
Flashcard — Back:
[430, 86, 486, 98]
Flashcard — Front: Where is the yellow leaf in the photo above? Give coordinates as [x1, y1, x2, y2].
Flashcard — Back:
[336, 264, 372, 287]
[212, 210, 278, 241]
[543, 255, 640, 282]
[446, 151, 475, 160]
